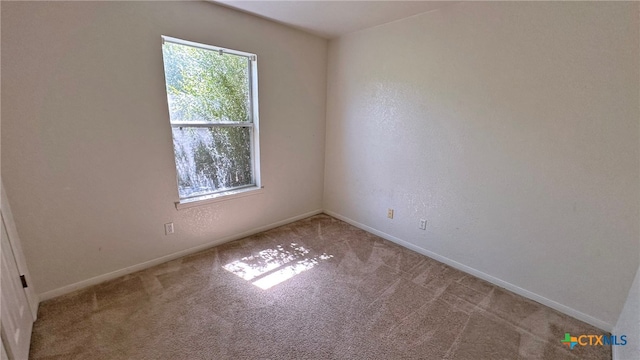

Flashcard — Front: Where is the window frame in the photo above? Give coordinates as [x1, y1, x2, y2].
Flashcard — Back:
[161, 36, 261, 209]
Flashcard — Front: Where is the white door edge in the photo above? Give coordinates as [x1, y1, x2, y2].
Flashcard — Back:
[0, 181, 39, 319]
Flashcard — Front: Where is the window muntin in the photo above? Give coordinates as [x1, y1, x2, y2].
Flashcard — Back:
[161, 36, 260, 201]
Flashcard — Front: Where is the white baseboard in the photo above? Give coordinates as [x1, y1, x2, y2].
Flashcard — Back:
[38, 209, 323, 301]
[323, 210, 614, 332]
[38, 207, 615, 333]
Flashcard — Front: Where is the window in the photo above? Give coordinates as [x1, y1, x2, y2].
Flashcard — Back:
[161, 36, 260, 206]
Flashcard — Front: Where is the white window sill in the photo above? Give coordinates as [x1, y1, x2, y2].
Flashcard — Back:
[175, 186, 264, 210]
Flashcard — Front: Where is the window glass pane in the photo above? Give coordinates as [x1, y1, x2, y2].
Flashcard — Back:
[162, 42, 250, 123]
[172, 126, 253, 199]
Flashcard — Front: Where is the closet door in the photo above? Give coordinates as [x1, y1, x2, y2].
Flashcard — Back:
[1, 216, 34, 360]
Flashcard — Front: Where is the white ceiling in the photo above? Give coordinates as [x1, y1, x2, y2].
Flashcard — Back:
[213, 1, 455, 39]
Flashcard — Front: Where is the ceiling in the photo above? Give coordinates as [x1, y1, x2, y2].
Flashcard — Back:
[213, 1, 455, 39]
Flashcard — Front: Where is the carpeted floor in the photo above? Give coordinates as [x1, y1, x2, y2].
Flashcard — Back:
[30, 214, 611, 359]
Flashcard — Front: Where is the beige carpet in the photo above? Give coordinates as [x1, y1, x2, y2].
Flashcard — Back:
[30, 214, 611, 359]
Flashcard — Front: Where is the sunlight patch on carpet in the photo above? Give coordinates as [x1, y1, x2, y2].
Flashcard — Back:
[223, 243, 333, 289]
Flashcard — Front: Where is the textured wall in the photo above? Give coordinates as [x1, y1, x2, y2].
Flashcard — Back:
[324, 1, 639, 328]
[1, 1, 327, 294]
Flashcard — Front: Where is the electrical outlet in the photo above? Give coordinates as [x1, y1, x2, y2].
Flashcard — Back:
[387, 209, 394, 219]
[165, 222, 175, 235]
[419, 219, 427, 230]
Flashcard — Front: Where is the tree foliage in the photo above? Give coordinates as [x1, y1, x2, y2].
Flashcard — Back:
[162, 42, 253, 198]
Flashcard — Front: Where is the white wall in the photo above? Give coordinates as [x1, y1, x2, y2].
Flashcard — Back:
[324, 1, 639, 329]
[1, 1, 327, 295]
[614, 265, 640, 360]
